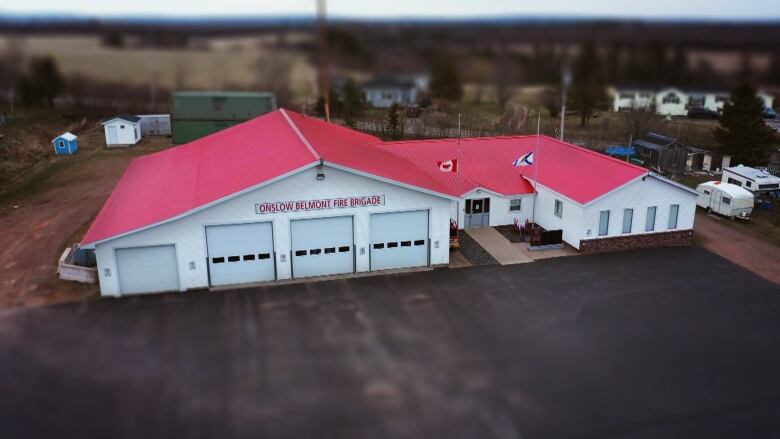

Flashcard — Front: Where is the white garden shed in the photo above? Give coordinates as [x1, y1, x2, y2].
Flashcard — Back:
[102, 115, 142, 146]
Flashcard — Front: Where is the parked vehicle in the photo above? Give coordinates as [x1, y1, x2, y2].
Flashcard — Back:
[688, 107, 719, 119]
[696, 181, 754, 219]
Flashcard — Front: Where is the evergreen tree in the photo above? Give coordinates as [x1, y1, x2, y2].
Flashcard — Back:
[715, 83, 777, 166]
[429, 52, 463, 102]
[340, 79, 365, 128]
[569, 42, 606, 127]
[385, 103, 402, 140]
[19, 56, 64, 108]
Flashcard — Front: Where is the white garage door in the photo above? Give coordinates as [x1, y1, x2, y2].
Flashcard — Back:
[291, 216, 354, 279]
[370, 210, 429, 271]
[206, 222, 275, 286]
[116, 245, 179, 295]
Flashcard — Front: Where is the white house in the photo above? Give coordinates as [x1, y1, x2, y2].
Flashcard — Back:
[363, 76, 420, 108]
[80, 109, 697, 297]
[613, 86, 776, 117]
[102, 115, 142, 146]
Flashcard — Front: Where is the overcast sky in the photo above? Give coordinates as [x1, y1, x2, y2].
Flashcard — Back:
[2, 0, 779, 20]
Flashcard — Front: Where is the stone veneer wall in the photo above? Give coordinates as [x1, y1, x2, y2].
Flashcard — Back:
[579, 230, 693, 254]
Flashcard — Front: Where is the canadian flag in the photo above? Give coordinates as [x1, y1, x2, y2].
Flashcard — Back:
[437, 159, 458, 173]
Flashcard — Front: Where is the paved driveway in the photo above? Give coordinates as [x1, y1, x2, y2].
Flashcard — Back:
[1, 247, 779, 438]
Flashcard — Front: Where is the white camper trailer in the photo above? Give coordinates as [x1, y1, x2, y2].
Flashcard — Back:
[696, 181, 754, 219]
[722, 165, 780, 193]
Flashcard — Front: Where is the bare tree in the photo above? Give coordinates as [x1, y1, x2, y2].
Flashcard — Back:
[254, 54, 294, 107]
[625, 105, 660, 141]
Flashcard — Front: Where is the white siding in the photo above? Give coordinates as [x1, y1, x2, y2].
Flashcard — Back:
[532, 185, 584, 249]
[94, 165, 452, 297]
[452, 189, 534, 229]
[656, 89, 688, 116]
[580, 175, 697, 244]
[103, 120, 141, 146]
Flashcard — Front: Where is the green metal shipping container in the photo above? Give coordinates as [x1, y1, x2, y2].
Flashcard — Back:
[171, 91, 277, 143]
[172, 91, 277, 121]
[172, 120, 243, 144]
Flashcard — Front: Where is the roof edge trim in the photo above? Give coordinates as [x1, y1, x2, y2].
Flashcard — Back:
[280, 108, 321, 161]
[81, 161, 320, 249]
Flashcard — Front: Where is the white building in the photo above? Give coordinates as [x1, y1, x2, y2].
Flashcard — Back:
[102, 115, 142, 146]
[612, 86, 775, 117]
[80, 109, 698, 297]
[363, 76, 420, 108]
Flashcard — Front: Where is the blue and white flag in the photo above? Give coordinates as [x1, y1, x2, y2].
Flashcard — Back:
[512, 152, 534, 167]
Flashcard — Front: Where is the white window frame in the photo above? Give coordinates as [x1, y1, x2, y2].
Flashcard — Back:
[509, 199, 522, 212]
[622, 208, 633, 234]
[668, 204, 679, 230]
[598, 210, 610, 236]
[554, 199, 563, 218]
[645, 206, 657, 232]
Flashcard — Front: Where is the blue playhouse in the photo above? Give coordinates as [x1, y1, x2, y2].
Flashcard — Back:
[52, 132, 78, 155]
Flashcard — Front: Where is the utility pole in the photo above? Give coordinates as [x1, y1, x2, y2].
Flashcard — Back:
[559, 61, 572, 141]
[317, 0, 331, 122]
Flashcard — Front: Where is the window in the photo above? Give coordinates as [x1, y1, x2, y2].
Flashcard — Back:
[258, 253, 270, 260]
[243, 254, 256, 261]
[722, 197, 731, 205]
[387, 242, 399, 248]
[727, 177, 742, 187]
[509, 199, 522, 211]
[746, 181, 752, 187]
[662, 93, 680, 104]
[703, 189, 711, 195]
[120, 125, 125, 129]
[338, 246, 350, 252]
[324, 247, 336, 254]
[598, 211, 610, 236]
[554, 200, 563, 218]
[227, 256, 240, 262]
[622, 208, 633, 234]
[619, 93, 633, 99]
[414, 240, 425, 246]
[401, 241, 412, 247]
[212, 257, 225, 264]
[373, 243, 385, 249]
[295, 250, 307, 256]
[668, 205, 679, 229]
[645, 206, 657, 232]
[309, 249, 322, 255]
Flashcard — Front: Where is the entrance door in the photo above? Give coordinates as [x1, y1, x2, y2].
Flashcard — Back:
[291, 216, 354, 278]
[370, 210, 429, 271]
[465, 198, 490, 228]
[206, 222, 275, 286]
[108, 126, 118, 144]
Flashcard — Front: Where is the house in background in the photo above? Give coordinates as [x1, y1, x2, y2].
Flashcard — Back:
[102, 115, 142, 146]
[611, 86, 775, 117]
[52, 132, 78, 155]
[633, 133, 713, 174]
[611, 87, 656, 112]
[363, 75, 421, 108]
[655, 87, 689, 116]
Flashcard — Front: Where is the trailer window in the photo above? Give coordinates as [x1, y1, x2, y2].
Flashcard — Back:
[703, 189, 711, 195]
[727, 177, 742, 187]
[722, 197, 731, 205]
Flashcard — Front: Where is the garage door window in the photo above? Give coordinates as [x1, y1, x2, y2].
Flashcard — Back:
[213, 257, 225, 263]
[339, 246, 350, 252]
[227, 256, 240, 262]
[258, 253, 271, 260]
[243, 254, 255, 261]
[414, 240, 425, 246]
[387, 242, 399, 248]
[295, 250, 307, 256]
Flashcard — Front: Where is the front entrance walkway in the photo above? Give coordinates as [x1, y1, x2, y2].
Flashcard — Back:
[462, 227, 533, 265]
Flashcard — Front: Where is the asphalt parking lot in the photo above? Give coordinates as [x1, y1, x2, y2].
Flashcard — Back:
[1, 246, 779, 438]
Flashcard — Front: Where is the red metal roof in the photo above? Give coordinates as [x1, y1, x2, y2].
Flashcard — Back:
[82, 109, 647, 245]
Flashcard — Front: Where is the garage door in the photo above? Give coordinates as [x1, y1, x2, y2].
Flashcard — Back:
[370, 210, 429, 271]
[206, 222, 275, 286]
[291, 216, 354, 278]
[116, 245, 179, 295]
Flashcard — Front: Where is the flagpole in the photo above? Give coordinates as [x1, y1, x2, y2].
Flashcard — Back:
[531, 113, 540, 230]
[457, 113, 462, 228]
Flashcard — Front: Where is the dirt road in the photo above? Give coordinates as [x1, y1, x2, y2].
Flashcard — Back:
[0, 136, 169, 309]
[694, 211, 780, 284]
